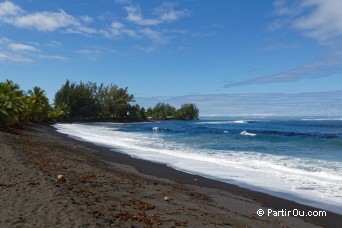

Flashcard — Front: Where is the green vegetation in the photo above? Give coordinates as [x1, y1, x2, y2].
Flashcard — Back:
[146, 102, 199, 120]
[48, 102, 70, 121]
[175, 104, 199, 120]
[27, 86, 50, 122]
[0, 79, 199, 127]
[147, 102, 176, 119]
[0, 80, 51, 127]
[54, 80, 140, 120]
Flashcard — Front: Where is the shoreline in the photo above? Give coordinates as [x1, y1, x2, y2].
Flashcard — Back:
[1, 124, 341, 227]
[52, 122, 341, 215]
[51, 125, 341, 225]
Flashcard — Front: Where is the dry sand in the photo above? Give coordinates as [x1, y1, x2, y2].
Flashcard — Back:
[0, 124, 340, 227]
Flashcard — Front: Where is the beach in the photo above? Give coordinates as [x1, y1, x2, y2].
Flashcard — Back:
[0, 124, 341, 227]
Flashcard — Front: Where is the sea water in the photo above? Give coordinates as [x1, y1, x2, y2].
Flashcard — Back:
[54, 117, 342, 214]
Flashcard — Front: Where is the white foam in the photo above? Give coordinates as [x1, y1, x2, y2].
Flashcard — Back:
[54, 123, 342, 214]
[240, 130, 256, 136]
[234, 120, 248, 123]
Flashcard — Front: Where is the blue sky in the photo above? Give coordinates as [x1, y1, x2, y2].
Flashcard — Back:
[0, 0, 341, 116]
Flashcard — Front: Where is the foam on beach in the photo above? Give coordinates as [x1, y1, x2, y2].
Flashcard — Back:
[54, 123, 342, 214]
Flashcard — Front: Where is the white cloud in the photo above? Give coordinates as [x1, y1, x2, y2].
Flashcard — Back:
[125, 3, 190, 26]
[0, 37, 67, 63]
[124, 28, 138, 38]
[0, 1, 22, 16]
[9, 55, 33, 63]
[140, 28, 168, 44]
[125, 5, 160, 26]
[225, 43, 342, 88]
[80, 15, 93, 23]
[0, 1, 192, 55]
[78, 49, 102, 55]
[46, 40, 62, 47]
[118, 3, 190, 51]
[272, 0, 342, 42]
[224, 56, 342, 87]
[0, 1, 95, 35]
[0, 52, 8, 60]
[227, 0, 342, 88]
[100, 21, 138, 38]
[154, 2, 190, 23]
[65, 26, 97, 36]
[272, 0, 300, 17]
[0, 37, 11, 44]
[293, 0, 342, 41]
[0, 51, 33, 63]
[8, 43, 37, 52]
[39, 54, 68, 60]
[10, 10, 78, 32]
[111, 21, 124, 29]
[77, 48, 103, 61]
[0, 38, 34, 62]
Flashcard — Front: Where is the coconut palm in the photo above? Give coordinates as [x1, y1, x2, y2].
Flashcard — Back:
[48, 102, 70, 121]
[27, 86, 50, 122]
[0, 80, 27, 126]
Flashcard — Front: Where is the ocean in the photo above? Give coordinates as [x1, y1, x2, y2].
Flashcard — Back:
[54, 117, 342, 214]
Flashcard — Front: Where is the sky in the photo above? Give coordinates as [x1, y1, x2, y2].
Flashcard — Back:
[0, 0, 341, 116]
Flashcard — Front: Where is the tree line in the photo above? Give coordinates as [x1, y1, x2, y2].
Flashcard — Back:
[0, 80, 51, 127]
[0, 79, 199, 127]
[146, 102, 199, 120]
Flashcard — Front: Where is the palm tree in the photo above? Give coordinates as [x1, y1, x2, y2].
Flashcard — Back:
[27, 86, 50, 122]
[0, 81, 27, 126]
[0, 85, 10, 125]
[48, 102, 70, 121]
[5, 79, 20, 91]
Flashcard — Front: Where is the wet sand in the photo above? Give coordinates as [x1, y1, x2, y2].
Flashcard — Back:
[0, 124, 340, 227]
